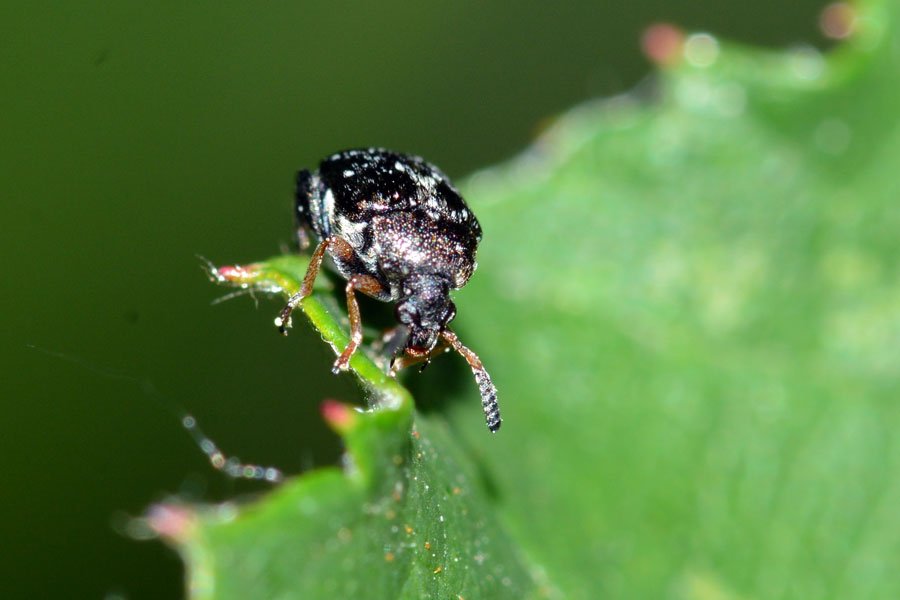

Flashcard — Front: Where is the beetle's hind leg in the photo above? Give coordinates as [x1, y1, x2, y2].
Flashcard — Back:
[332, 274, 388, 374]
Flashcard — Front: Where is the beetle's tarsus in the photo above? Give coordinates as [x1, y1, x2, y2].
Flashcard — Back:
[276, 308, 294, 335]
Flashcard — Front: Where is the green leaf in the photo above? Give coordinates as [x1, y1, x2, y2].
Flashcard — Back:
[151, 1, 900, 597]
[152, 256, 543, 599]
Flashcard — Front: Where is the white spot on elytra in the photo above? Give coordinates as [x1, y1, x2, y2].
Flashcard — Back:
[337, 216, 367, 248]
[343, 169, 355, 177]
[323, 189, 335, 221]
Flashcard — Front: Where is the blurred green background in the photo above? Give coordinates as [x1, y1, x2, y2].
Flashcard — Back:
[1, 2, 831, 598]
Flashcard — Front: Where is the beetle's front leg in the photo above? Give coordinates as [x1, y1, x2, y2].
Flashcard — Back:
[275, 236, 345, 335]
[276, 238, 329, 334]
[332, 274, 388, 373]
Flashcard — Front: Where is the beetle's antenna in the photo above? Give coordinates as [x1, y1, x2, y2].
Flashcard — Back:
[440, 330, 501, 432]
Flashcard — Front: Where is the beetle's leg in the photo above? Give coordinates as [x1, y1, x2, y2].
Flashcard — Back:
[441, 329, 501, 433]
[332, 274, 387, 374]
[276, 236, 338, 335]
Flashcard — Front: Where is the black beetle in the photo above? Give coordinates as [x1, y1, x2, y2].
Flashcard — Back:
[275, 148, 501, 432]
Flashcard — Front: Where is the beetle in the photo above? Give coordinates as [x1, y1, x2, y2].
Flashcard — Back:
[275, 148, 501, 432]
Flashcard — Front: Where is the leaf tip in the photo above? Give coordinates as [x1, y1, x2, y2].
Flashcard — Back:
[214, 263, 260, 284]
[143, 503, 199, 544]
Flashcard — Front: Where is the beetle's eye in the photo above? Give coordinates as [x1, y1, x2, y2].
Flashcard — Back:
[442, 301, 457, 326]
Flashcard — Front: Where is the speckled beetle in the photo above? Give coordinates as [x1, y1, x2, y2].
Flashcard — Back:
[275, 148, 501, 432]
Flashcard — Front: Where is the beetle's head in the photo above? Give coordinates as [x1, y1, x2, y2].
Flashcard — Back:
[395, 272, 456, 357]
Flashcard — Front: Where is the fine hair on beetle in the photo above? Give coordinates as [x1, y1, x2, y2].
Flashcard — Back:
[275, 148, 502, 432]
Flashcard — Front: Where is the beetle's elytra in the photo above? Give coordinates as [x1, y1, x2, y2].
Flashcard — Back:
[275, 148, 501, 432]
